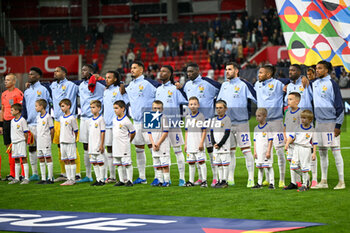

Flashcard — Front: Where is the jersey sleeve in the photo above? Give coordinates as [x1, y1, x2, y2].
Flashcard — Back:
[267, 125, 274, 141]
[72, 118, 79, 132]
[126, 118, 136, 134]
[100, 118, 106, 132]
[312, 130, 318, 145]
[176, 89, 188, 104]
[48, 115, 54, 129]
[22, 119, 29, 133]
[224, 117, 231, 131]
[289, 131, 296, 140]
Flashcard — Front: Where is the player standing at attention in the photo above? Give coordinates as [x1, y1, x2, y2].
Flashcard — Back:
[312, 61, 345, 190]
[210, 100, 231, 188]
[8, 104, 29, 184]
[35, 99, 54, 184]
[177, 63, 221, 187]
[252, 108, 275, 189]
[23, 67, 52, 182]
[217, 62, 256, 187]
[148, 100, 171, 187]
[0, 73, 24, 181]
[103, 71, 128, 183]
[112, 100, 135, 187]
[77, 64, 105, 183]
[59, 99, 79, 186]
[255, 65, 286, 188]
[122, 61, 160, 184]
[88, 100, 106, 186]
[285, 110, 317, 192]
[184, 97, 208, 187]
[156, 65, 188, 186]
[50, 66, 81, 182]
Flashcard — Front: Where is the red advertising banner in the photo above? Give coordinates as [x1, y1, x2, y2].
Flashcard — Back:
[0, 55, 80, 75]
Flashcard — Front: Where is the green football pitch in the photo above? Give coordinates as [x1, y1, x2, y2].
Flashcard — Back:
[0, 116, 349, 233]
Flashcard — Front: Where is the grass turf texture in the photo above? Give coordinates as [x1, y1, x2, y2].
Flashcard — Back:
[0, 116, 349, 233]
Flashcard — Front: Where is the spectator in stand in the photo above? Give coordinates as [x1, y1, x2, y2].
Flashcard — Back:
[214, 26, 222, 39]
[225, 40, 232, 53]
[339, 69, 349, 88]
[132, 11, 140, 29]
[220, 37, 227, 50]
[165, 42, 170, 57]
[97, 20, 105, 44]
[214, 37, 221, 51]
[232, 34, 242, 47]
[209, 51, 217, 70]
[91, 25, 98, 44]
[213, 17, 221, 30]
[170, 38, 178, 57]
[243, 15, 252, 33]
[231, 41, 238, 59]
[116, 64, 125, 76]
[191, 31, 199, 51]
[235, 16, 243, 33]
[135, 50, 142, 61]
[237, 42, 243, 62]
[277, 31, 285, 45]
[178, 38, 185, 56]
[207, 36, 213, 51]
[331, 71, 339, 83]
[272, 29, 279, 45]
[156, 42, 164, 59]
[127, 50, 135, 65]
[230, 25, 238, 38]
[92, 58, 100, 73]
[208, 27, 215, 41]
[216, 48, 225, 70]
[307, 67, 316, 81]
[120, 51, 127, 68]
[201, 31, 208, 50]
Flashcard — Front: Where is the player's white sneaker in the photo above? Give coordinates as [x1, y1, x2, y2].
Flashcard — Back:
[8, 179, 19, 184]
[20, 179, 30, 185]
[334, 181, 345, 190]
[311, 179, 328, 189]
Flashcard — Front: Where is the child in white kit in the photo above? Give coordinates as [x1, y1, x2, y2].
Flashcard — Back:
[285, 110, 317, 192]
[8, 103, 29, 185]
[148, 100, 171, 187]
[35, 99, 54, 184]
[184, 96, 207, 187]
[210, 100, 231, 188]
[88, 100, 106, 186]
[253, 108, 275, 189]
[59, 98, 78, 186]
[112, 100, 135, 187]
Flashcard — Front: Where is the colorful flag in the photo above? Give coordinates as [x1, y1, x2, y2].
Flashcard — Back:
[276, 0, 350, 71]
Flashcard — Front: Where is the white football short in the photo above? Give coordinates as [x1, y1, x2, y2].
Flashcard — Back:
[12, 141, 27, 158]
[213, 153, 230, 166]
[60, 143, 77, 160]
[79, 118, 89, 143]
[230, 122, 251, 148]
[104, 128, 113, 147]
[315, 122, 340, 147]
[290, 145, 311, 172]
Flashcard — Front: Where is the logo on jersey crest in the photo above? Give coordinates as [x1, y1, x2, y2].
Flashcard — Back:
[65, 121, 69, 126]
[262, 132, 267, 137]
[198, 85, 204, 93]
[322, 85, 327, 93]
[37, 90, 42, 97]
[113, 91, 117, 97]
[95, 123, 98, 128]
[293, 117, 297, 122]
[234, 86, 240, 93]
[42, 121, 46, 126]
[62, 85, 66, 92]
[268, 83, 274, 90]
[299, 86, 304, 93]
[221, 123, 225, 128]
[167, 90, 173, 97]
[306, 133, 310, 139]
[16, 124, 20, 129]
[119, 124, 123, 129]
[139, 85, 144, 92]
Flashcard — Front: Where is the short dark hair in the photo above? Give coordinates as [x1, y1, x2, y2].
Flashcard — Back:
[90, 100, 101, 108]
[114, 100, 126, 109]
[11, 103, 22, 113]
[106, 70, 121, 85]
[216, 100, 227, 108]
[290, 64, 301, 72]
[59, 98, 71, 107]
[317, 60, 333, 73]
[132, 60, 145, 71]
[307, 67, 315, 74]
[58, 66, 68, 75]
[30, 67, 43, 76]
[226, 62, 240, 70]
[35, 99, 47, 109]
[187, 63, 199, 70]
[288, 92, 301, 100]
[83, 64, 95, 72]
[189, 96, 199, 103]
[262, 65, 276, 77]
[161, 65, 174, 77]
[153, 100, 163, 106]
